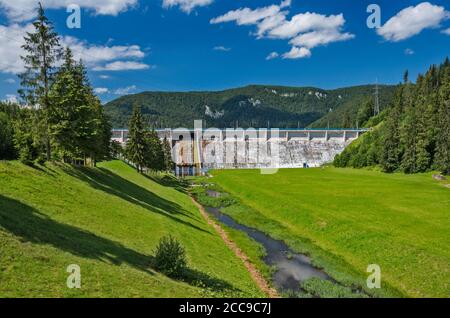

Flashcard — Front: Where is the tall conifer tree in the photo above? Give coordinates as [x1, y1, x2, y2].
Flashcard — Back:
[19, 3, 62, 161]
[381, 89, 402, 172]
[434, 60, 450, 174]
[162, 137, 173, 172]
[126, 106, 147, 172]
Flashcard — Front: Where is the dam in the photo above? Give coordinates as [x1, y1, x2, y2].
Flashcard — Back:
[112, 126, 368, 173]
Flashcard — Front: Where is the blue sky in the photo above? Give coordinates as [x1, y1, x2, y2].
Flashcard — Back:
[0, 0, 449, 103]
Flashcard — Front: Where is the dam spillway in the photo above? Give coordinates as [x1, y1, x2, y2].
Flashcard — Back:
[112, 127, 368, 171]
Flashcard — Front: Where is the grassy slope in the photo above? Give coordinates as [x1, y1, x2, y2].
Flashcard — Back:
[0, 160, 263, 297]
[210, 168, 450, 298]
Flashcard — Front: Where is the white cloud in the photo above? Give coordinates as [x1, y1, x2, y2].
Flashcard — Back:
[404, 48, 415, 55]
[93, 61, 151, 71]
[268, 12, 346, 39]
[210, 0, 353, 59]
[114, 85, 137, 95]
[0, 25, 150, 74]
[266, 52, 279, 60]
[255, 12, 287, 38]
[213, 46, 231, 52]
[282, 47, 311, 59]
[442, 28, 450, 35]
[0, 23, 34, 73]
[62, 36, 145, 65]
[211, 4, 283, 26]
[94, 87, 109, 94]
[99, 75, 111, 79]
[162, 0, 213, 14]
[4, 78, 16, 84]
[377, 2, 449, 42]
[0, 0, 138, 22]
[289, 29, 354, 48]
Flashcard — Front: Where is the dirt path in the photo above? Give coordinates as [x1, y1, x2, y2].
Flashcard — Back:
[191, 196, 279, 298]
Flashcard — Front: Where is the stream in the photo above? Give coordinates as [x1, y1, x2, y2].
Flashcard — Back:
[204, 190, 331, 294]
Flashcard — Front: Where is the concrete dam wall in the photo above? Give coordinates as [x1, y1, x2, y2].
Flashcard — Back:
[112, 128, 367, 171]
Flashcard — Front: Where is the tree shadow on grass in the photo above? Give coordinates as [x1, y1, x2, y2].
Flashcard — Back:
[0, 195, 238, 293]
[144, 174, 189, 194]
[180, 267, 239, 293]
[26, 162, 59, 178]
[0, 195, 153, 274]
[59, 165, 209, 235]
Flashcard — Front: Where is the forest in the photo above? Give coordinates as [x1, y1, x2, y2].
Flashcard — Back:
[104, 84, 396, 129]
[0, 5, 171, 174]
[0, 5, 110, 166]
[334, 58, 450, 175]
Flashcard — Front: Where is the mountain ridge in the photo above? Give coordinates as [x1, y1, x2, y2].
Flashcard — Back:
[104, 84, 397, 129]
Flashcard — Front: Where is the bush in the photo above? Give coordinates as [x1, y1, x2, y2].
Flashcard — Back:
[153, 235, 187, 278]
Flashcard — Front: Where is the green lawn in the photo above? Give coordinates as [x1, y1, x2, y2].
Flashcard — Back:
[0, 160, 264, 297]
[209, 168, 450, 298]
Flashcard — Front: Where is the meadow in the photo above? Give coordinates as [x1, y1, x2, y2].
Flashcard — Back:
[208, 167, 450, 298]
[0, 160, 264, 297]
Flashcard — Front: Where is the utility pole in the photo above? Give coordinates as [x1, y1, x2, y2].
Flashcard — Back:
[374, 79, 380, 116]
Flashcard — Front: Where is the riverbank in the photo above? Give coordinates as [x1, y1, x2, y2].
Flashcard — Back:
[191, 184, 370, 298]
[190, 167, 450, 298]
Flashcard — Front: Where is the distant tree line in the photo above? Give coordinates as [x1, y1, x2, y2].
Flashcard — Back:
[335, 58, 450, 175]
[125, 105, 173, 173]
[0, 4, 111, 166]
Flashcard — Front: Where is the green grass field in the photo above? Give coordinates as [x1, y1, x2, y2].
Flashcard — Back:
[0, 160, 264, 297]
[208, 168, 450, 298]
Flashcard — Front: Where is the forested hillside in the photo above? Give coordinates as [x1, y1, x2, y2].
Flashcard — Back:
[104, 84, 396, 129]
[335, 58, 450, 175]
[309, 85, 396, 128]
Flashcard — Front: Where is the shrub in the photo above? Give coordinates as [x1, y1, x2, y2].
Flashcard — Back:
[153, 235, 187, 278]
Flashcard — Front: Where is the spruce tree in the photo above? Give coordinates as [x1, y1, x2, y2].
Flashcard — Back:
[414, 104, 432, 172]
[0, 103, 17, 160]
[356, 99, 374, 127]
[162, 137, 173, 172]
[48, 48, 79, 160]
[400, 105, 418, 173]
[342, 111, 351, 128]
[13, 109, 41, 164]
[403, 70, 409, 84]
[434, 62, 450, 174]
[19, 3, 62, 161]
[145, 130, 164, 171]
[88, 99, 112, 166]
[126, 106, 147, 172]
[400, 81, 418, 173]
[73, 61, 110, 165]
[381, 89, 402, 172]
